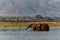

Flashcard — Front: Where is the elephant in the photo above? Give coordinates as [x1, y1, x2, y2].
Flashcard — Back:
[25, 23, 49, 31]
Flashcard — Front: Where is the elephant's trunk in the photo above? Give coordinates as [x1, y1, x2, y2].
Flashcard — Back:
[25, 24, 32, 30]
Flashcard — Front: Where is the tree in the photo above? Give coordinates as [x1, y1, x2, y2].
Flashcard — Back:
[44, 16, 53, 21]
[35, 15, 43, 19]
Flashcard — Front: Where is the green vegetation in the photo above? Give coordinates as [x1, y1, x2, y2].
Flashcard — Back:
[0, 15, 59, 22]
[35, 15, 43, 19]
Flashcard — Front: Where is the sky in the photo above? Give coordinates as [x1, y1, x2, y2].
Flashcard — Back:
[0, 0, 60, 17]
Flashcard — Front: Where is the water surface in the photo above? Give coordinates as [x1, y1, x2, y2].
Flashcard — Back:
[0, 27, 60, 40]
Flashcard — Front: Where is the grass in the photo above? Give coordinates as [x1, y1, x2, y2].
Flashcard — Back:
[0, 22, 60, 27]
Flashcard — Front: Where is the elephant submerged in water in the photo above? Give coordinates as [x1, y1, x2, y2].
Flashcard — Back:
[25, 23, 49, 31]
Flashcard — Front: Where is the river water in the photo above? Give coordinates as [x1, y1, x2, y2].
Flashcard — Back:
[0, 27, 60, 40]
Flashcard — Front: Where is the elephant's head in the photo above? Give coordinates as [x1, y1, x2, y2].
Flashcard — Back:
[35, 23, 41, 31]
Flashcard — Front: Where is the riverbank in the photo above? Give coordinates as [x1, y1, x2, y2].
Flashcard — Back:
[0, 22, 60, 27]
